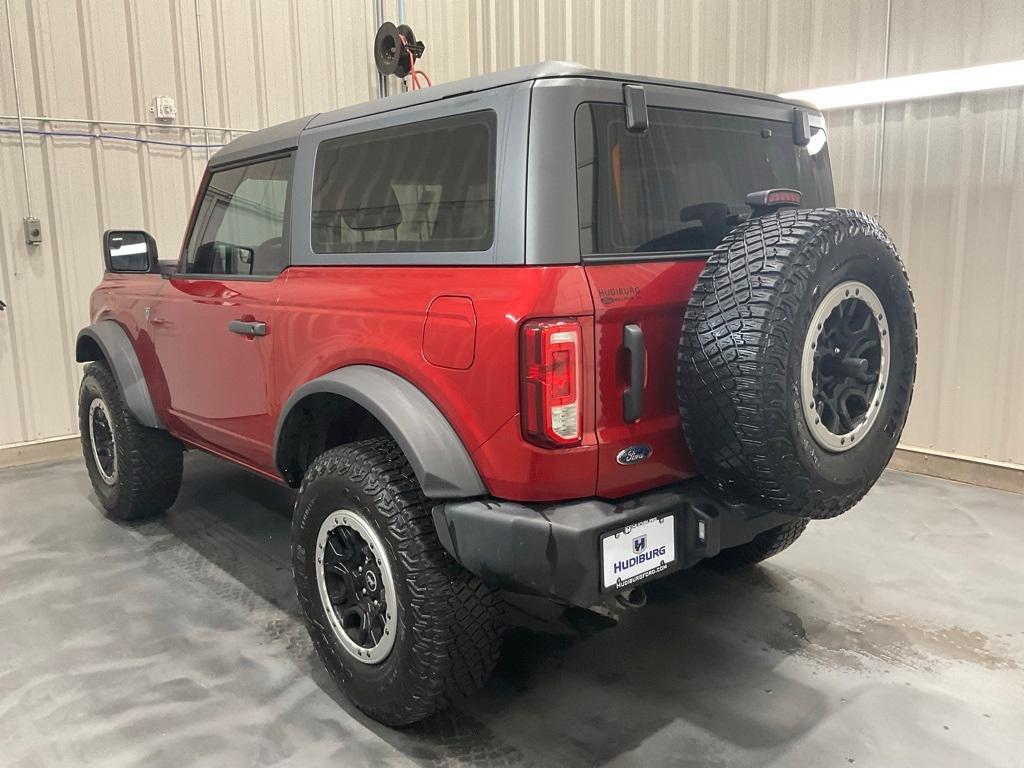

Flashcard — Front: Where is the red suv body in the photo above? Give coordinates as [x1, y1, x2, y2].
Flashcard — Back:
[96, 258, 712, 501]
[80, 63, 839, 605]
[77, 63, 918, 725]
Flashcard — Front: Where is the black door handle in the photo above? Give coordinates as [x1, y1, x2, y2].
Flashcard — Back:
[623, 323, 644, 422]
[228, 319, 267, 337]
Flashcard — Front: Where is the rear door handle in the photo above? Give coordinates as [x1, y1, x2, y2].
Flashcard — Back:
[623, 323, 644, 422]
[228, 319, 267, 337]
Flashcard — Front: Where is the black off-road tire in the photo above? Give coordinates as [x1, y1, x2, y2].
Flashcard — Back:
[292, 438, 503, 727]
[78, 361, 183, 520]
[678, 208, 917, 519]
[707, 519, 809, 570]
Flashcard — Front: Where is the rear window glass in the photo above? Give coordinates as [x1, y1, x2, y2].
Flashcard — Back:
[311, 111, 496, 254]
[575, 103, 834, 256]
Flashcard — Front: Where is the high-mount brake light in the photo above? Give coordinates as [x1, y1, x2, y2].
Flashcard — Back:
[766, 189, 802, 205]
[745, 188, 803, 217]
[521, 319, 583, 447]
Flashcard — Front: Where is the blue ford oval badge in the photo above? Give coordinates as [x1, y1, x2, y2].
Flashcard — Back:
[616, 444, 653, 465]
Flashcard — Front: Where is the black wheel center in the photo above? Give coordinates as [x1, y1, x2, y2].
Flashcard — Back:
[321, 526, 388, 650]
[811, 297, 882, 436]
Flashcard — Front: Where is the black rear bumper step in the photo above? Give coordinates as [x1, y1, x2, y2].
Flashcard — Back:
[432, 481, 794, 608]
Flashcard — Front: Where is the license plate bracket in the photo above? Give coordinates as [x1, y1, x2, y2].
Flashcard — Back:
[600, 515, 677, 591]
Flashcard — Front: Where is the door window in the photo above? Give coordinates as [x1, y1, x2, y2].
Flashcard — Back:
[311, 111, 496, 254]
[185, 154, 294, 276]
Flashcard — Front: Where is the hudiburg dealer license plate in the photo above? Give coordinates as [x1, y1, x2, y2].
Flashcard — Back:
[601, 515, 676, 590]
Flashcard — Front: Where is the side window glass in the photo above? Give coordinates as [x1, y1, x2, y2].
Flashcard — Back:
[185, 154, 294, 276]
[311, 111, 496, 254]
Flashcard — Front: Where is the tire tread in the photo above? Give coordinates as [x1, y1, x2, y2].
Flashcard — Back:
[79, 361, 182, 520]
[293, 438, 503, 726]
[677, 208, 916, 519]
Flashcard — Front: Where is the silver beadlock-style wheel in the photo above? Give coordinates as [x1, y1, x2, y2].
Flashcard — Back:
[294, 439, 504, 726]
[800, 280, 890, 452]
[315, 509, 398, 664]
[88, 397, 118, 485]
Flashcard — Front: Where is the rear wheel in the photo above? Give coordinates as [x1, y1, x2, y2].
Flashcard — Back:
[292, 438, 503, 726]
[78, 361, 183, 520]
[707, 519, 809, 570]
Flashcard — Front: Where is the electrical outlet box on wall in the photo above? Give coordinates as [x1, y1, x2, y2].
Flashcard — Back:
[150, 96, 177, 122]
[23, 217, 42, 245]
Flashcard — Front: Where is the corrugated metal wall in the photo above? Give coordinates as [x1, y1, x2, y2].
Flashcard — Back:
[1, 0, 1022, 468]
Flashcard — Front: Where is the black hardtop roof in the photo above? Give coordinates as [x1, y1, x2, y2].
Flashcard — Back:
[209, 61, 810, 168]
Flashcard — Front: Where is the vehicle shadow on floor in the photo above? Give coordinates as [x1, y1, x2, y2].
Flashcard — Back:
[112, 452, 828, 767]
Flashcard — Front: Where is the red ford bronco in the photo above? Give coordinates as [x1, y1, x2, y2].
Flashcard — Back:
[77, 63, 916, 726]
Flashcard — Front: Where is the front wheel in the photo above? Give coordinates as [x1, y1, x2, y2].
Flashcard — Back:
[292, 438, 503, 726]
[78, 361, 183, 520]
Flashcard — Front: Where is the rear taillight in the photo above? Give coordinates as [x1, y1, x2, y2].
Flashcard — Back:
[521, 319, 582, 447]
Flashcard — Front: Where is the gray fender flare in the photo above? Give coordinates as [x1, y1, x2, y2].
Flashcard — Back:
[76, 321, 163, 429]
[273, 365, 486, 499]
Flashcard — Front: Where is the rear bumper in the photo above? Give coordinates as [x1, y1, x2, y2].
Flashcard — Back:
[432, 481, 793, 608]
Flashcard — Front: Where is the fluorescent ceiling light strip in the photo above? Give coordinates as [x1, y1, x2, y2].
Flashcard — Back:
[780, 59, 1024, 110]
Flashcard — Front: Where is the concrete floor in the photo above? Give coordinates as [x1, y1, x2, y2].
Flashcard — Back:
[0, 455, 1021, 768]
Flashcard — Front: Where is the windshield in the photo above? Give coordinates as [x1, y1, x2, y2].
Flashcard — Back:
[575, 103, 834, 256]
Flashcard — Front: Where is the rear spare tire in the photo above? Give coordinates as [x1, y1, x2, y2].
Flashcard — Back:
[677, 208, 916, 519]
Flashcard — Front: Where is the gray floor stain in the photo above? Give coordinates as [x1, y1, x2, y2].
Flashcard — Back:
[1, 454, 1022, 767]
[779, 611, 1021, 672]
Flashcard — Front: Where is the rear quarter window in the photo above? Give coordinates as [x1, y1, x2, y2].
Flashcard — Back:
[575, 103, 834, 256]
[311, 110, 497, 254]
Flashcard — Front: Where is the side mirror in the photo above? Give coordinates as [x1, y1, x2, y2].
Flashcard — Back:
[103, 230, 158, 273]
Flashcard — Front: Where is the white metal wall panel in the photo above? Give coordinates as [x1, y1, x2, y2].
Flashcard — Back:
[888, 0, 1024, 77]
[16, 1, 197, 124]
[765, 0, 890, 92]
[405, 0, 890, 95]
[199, 0, 375, 129]
[0, 132, 79, 445]
[825, 105, 885, 214]
[1, 0, 1021, 470]
[876, 89, 1024, 464]
[405, 0, 773, 90]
